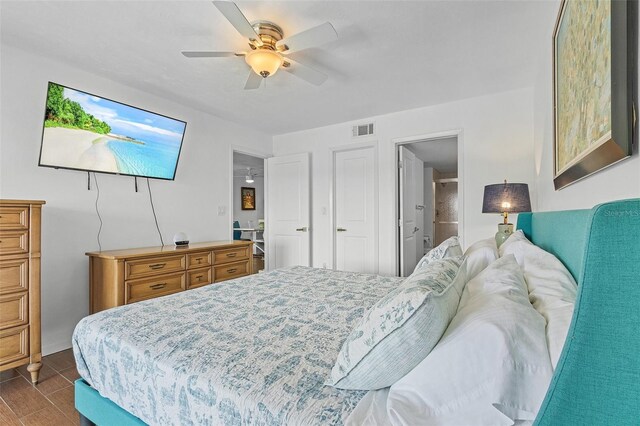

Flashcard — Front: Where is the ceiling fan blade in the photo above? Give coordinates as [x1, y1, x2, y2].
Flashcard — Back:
[213, 1, 263, 47]
[283, 58, 328, 86]
[276, 22, 337, 53]
[244, 71, 263, 90]
[181, 51, 243, 58]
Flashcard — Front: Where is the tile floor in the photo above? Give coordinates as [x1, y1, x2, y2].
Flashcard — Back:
[0, 349, 80, 426]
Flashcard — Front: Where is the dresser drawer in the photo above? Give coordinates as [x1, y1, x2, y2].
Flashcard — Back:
[125, 255, 185, 280]
[0, 206, 28, 230]
[187, 267, 212, 289]
[214, 260, 250, 282]
[187, 251, 212, 269]
[0, 325, 28, 366]
[0, 230, 29, 255]
[0, 292, 28, 329]
[214, 246, 250, 264]
[125, 272, 185, 304]
[0, 257, 28, 294]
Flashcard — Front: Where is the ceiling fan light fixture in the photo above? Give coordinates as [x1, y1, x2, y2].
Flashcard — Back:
[245, 49, 283, 78]
[245, 168, 255, 183]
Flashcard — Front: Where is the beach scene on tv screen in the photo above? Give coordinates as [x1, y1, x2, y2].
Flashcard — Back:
[40, 83, 186, 179]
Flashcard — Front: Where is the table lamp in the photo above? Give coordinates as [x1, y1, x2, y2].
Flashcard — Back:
[482, 180, 531, 247]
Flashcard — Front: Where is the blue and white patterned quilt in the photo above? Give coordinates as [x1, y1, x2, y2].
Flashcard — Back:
[73, 266, 403, 425]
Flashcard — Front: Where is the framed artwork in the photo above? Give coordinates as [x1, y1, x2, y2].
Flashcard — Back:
[241, 187, 256, 210]
[553, 0, 636, 190]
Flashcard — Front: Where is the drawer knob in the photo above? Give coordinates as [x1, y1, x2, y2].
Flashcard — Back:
[196, 258, 202, 263]
[149, 283, 166, 290]
[196, 275, 203, 280]
[227, 268, 237, 273]
[149, 263, 166, 270]
[226, 253, 237, 258]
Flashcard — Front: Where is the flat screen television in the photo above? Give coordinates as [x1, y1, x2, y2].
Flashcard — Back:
[38, 82, 186, 180]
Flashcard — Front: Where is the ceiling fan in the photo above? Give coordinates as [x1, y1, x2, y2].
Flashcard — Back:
[233, 167, 264, 182]
[182, 1, 338, 90]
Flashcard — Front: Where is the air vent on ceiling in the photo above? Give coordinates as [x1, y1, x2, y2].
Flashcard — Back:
[352, 122, 374, 137]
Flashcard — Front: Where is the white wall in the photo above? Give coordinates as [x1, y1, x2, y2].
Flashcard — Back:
[273, 87, 535, 276]
[533, 7, 640, 211]
[0, 45, 272, 354]
[233, 176, 264, 228]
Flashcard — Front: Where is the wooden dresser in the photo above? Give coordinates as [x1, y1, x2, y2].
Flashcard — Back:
[87, 241, 253, 313]
[0, 199, 45, 384]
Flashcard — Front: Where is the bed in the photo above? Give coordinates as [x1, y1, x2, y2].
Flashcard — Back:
[74, 198, 640, 425]
[73, 267, 404, 425]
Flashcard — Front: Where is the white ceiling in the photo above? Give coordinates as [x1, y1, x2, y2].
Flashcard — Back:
[406, 137, 458, 173]
[0, 1, 559, 135]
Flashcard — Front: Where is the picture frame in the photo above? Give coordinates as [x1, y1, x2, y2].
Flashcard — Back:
[241, 187, 256, 210]
[552, 0, 636, 190]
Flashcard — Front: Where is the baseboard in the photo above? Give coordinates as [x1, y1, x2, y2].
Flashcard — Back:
[43, 335, 73, 356]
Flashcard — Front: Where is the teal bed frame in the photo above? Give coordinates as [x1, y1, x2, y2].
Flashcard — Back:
[75, 198, 640, 425]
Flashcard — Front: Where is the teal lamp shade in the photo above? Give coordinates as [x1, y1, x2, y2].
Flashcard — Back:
[482, 182, 531, 247]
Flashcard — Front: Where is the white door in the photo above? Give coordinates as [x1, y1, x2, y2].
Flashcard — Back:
[334, 147, 376, 273]
[266, 153, 311, 270]
[399, 146, 417, 277]
[414, 158, 424, 265]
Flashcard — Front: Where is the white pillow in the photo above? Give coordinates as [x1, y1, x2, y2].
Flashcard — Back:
[498, 229, 527, 254]
[463, 237, 498, 280]
[329, 257, 466, 390]
[499, 231, 578, 369]
[414, 236, 463, 273]
[385, 255, 553, 426]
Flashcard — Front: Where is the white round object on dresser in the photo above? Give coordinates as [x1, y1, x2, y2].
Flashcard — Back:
[173, 232, 189, 246]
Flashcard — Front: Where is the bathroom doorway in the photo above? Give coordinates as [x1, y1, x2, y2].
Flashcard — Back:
[397, 135, 460, 276]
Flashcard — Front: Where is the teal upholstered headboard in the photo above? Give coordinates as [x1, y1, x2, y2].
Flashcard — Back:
[516, 208, 591, 281]
[517, 199, 640, 425]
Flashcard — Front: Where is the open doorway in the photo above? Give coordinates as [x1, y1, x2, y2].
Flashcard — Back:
[233, 151, 266, 272]
[397, 136, 460, 276]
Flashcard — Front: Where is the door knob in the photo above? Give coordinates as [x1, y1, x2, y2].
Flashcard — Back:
[296, 227, 308, 232]
[336, 228, 347, 232]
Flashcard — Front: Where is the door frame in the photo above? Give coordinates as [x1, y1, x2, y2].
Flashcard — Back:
[229, 145, 271, 267]
[329, 141, 379, 272]
[392, 129, 464, 276]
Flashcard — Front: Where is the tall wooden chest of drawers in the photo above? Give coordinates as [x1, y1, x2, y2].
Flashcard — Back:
[87, 241, 253, 313]
[0, 199, 45, 384]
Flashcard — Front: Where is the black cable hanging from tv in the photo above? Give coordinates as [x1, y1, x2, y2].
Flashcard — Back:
[93, 173, 103, 252]
[146, 178, 164, 246]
